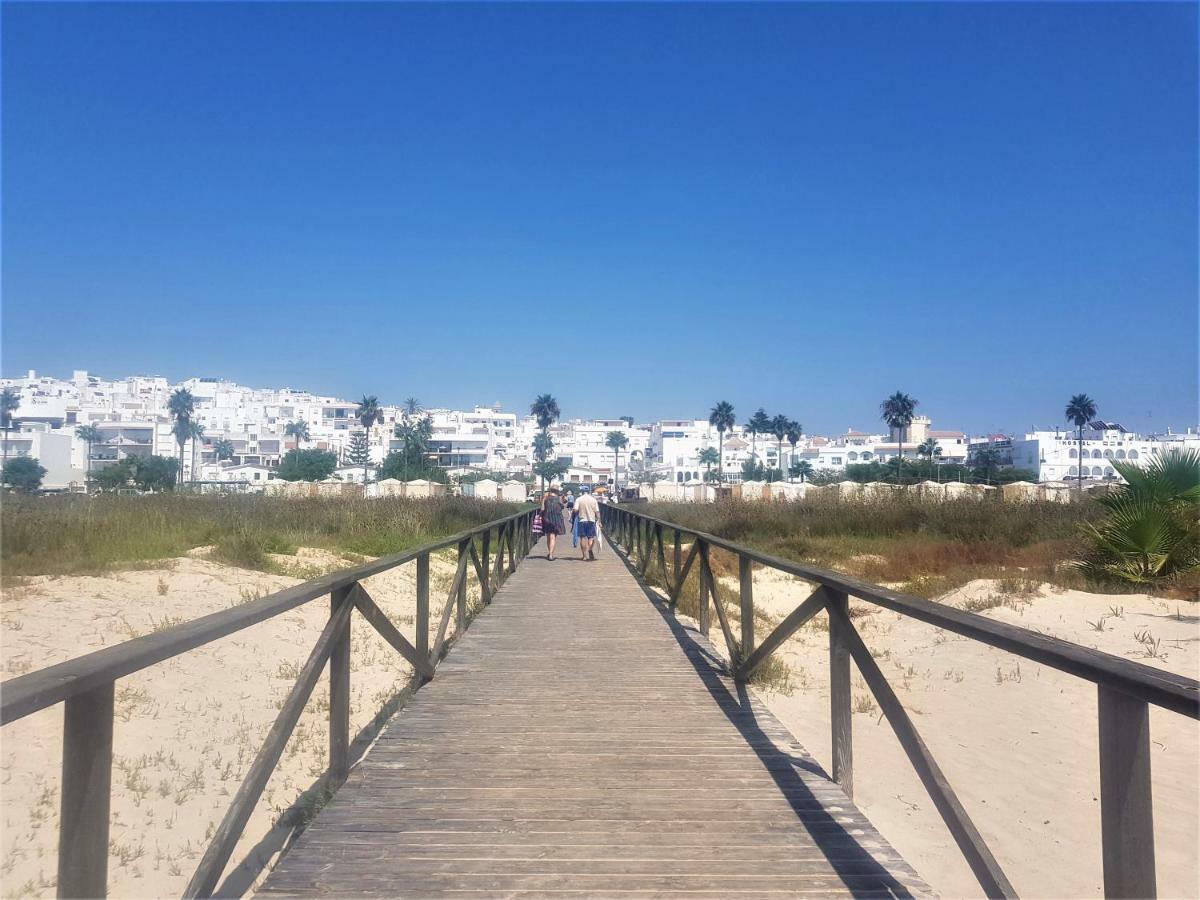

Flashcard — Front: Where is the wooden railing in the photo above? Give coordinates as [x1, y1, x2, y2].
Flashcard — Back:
[0, 507, 536, 899]
[600, 503, 1199, 900]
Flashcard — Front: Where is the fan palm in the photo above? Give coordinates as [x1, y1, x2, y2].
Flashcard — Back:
[606, 431, 628, 489]
[917, 437, 943, 482]
[531, 394, 560, 432]
[74, 424, 103, 485]
[355, 395, 383, 483]
[1, 388, 19, 475]
[1065, 393, 1098, 494]
[769, 414, 789, 483]
[785, 421, 802, 480]
[284, 420, 310, 449]
[168, 388, 195, 485]
[1078, 450, 1200, 584]
[708, 401, 735, 486]
[791, 460, 814, 483]
[213, 438, 236, 462]
[188, 422, 205, 482]
[698, 446, 720, 481]
[880, 392, 917, 483]
[532, 431, 555, 490]
[748, 409, 770, 466]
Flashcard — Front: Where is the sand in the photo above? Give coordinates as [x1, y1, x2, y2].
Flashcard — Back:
[699, 567, 1200, 899]
[1, 548, 475, 899]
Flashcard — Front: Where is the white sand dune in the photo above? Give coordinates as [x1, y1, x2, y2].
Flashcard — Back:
[1, 549, 473, 899]
[700, 569, 1200, 899]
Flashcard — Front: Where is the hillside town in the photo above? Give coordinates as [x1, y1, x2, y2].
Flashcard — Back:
[1, 369, 1197, 493]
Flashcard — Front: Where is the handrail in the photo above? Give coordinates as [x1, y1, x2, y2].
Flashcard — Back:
[0, 508, 531, 725]
[0, 505, 536, 899]
[604, 506, 1199, 718]
[601, 503, 1200, 900]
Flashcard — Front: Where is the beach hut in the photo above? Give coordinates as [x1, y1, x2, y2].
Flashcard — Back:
[942, 481, 970, 499]
[405, 479, 445, 499]
[833, 480, 863, 500]
[373, 478, 405, 498]
[771, 481, 806, 501]
[499, 481, 528, 502]
[1000, 481, 1039, 502]
[739, 480, 766, 501]
[965, 484, 997, 497]
[1038, 481, 1072, 503]
[683, 479, 705, 503]
[465, 478, 500, 501]
[914, 480, 944, 499]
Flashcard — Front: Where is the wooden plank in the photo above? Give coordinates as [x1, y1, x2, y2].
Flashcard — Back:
[828, 590, 853, 799]
[828, 600, 1015, 899]
[697, 539, 712, 637]
[329, 585, 352, 783]
[352, 585, 435, 681]
[736, 586, 831, 681]
[604, 509, 1200, 718]
[184, 591, 356, 898]
[431, 546, 472, 662]
[668, 541, 698, 610]
[455, 538, 469, 631]
[481, 529, 492, 603]
[261, 523, 932, 899]
[673, 529, 682, 593]
[57, 681, 114, 900]
[1099, 685, 1157, 899]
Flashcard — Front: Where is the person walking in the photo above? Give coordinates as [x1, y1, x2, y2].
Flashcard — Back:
[541, 487, 567, 560]
[573, 485, 601, 561]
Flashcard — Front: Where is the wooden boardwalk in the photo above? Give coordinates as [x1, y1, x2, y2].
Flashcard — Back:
[260, 535, 932, 899]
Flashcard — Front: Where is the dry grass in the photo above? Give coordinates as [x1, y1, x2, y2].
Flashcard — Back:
[1, 495, 522, 576]
[637, 495, 1122, 598]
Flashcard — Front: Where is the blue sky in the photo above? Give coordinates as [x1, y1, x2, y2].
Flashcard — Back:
[3, 2, 1196, 436]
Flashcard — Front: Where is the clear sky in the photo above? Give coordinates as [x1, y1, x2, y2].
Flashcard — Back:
[3, 2, 1196, 436]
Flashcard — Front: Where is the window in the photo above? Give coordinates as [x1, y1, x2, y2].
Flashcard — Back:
[1092, 449, 1103, 459]
[848, 451, 859, 461]
[1104, 467, 1114, 477]
[1069, 466, 1078, 476]
[1128, 450, 1138, 460]
[1092, 466, 1103, 477]
[861, 452, 872, 460]
[1069, 448, 1077, 458]
[1115, 450, 1126, 459]
[831, 457, 842, 465]
[1103, 449, 1113, 459]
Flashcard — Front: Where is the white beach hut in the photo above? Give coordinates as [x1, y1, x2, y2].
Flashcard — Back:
[942, 481, 970, 499]
[373, 478, 405, 498]
[465, 478, 501, 501]
[739, 480, 766, 501]
[1038, 481, 1073, 503]
[914, 480, 945, 499]
[405, 479, 445, 499]
[499, 481, 528, 502]
[833, 480, 863, 500]
[1000, 481, 1039, 502]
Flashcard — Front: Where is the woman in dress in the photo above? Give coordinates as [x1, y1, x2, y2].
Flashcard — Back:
[540, 487, 567, 560]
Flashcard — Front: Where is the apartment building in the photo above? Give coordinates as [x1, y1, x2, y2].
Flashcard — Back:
[1009, 424, 1200, 483]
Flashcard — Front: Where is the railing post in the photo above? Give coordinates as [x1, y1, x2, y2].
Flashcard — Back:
[58, 681, 114, 900]
[416, 552, 430, 664]
[1099, 685, 1156, 899]
[828, 590, 853, 799]
[329, 584, 352, 783]
[673, 530, 682, 594]
[738, 554, 754, 670]
[456, 538, 469, 630]
[481, 529, 491, 603]
[507, 520, 516, 573]
[698, 539, 711, 637]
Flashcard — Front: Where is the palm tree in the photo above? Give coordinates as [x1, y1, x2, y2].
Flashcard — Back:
[785, 421, 802, 480]
[531, 431, 555, 490]
[402, 397, 422, 420]
[708, 401, 735, 486]
[917, 437, 943, 480]
[2, 388, 21, 476]
[213, 438, 235, 462]
[284, 420, 310, 450]
[355, 395, 383, 484]
[1065, 393, 1098, 494]
[75, 424, 103, 487]
[531, 394, 561, 490]
[698, 446, 720, 482]
[880, 391, 918, 484]
[770, 414, 789, 484]
[188, 422, 205, 482]
[606, 431, 628, 490]
[168, 388, 195, 485]
[748, 409, 770, 467]
[791, 460, 814, 483]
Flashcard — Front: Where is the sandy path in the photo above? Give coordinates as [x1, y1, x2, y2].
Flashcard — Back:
[1, 548, 476, 899]
[694, 566, 1200, 899]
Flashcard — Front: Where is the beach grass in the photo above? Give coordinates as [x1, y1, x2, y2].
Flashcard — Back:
[1, 494, 523, 577]
[636, 494, 1117, 598]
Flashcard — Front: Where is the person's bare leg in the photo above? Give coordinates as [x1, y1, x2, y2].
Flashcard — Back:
[547, 533, 556, 559]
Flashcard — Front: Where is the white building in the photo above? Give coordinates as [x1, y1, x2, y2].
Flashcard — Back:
[2, 424, 79, 490]
[1009, 424, 1200, 483]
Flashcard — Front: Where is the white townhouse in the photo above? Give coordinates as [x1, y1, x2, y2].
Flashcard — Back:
[1009, 424, 1200, 483]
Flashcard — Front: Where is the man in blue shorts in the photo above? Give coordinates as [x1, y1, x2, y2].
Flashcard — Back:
[573, 485, 601, 561]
